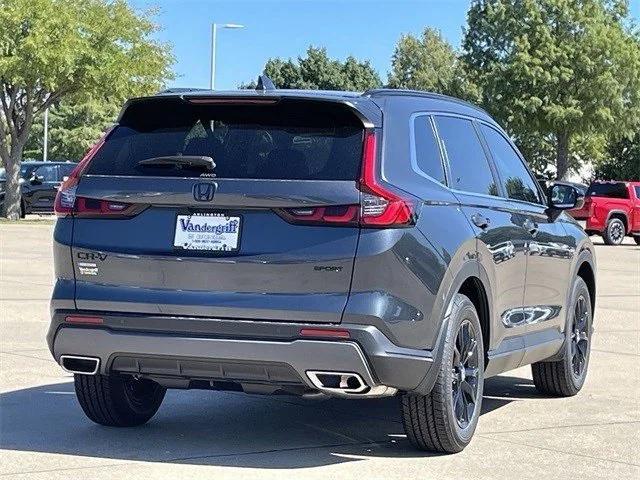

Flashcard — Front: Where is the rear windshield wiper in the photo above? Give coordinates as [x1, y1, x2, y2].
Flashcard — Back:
[137, 156, 215, 171]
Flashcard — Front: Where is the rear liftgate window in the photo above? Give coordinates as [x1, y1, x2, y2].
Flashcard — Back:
[86, 98, 365, 180]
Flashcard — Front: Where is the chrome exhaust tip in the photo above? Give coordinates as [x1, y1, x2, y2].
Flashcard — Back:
[60, 355, 100, 375]
[306, 371, 368, 394]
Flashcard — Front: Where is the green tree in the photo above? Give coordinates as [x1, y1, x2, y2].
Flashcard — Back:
[463, 0, 640, 179]
[24, 100, 119, 161]
[246, 46, 382, 91]
[388, 27, 480, 102]
[515, 131, 608, 178]
[0, 0, 173, 219]
[594, 134, 640, 180]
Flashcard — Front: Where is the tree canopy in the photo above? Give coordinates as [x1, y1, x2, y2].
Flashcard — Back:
[248, 46, 382, 91]
[463, 0, 640, 179]
[388, 27, 480, 102]
[0, 0, 173, 218]
[24, 100, 119, 161]
[595, 134, 640, 181]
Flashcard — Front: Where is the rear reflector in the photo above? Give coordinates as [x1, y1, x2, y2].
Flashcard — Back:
[65, 315, 104, 325]
[299, 328, 351, 339]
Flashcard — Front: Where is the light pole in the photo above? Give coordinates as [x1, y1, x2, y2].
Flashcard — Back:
[43, 107, 49, 161]
[210, 23, 245, 90]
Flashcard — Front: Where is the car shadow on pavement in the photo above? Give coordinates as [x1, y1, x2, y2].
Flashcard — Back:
[0, 375, 540, 469]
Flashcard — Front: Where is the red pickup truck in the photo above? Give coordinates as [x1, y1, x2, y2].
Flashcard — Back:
[571, 181, 640, 245]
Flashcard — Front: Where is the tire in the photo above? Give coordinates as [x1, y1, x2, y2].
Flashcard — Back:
[74, 373, 166, 427]
[602, 217, 625, 245]
[401, 294, 484, 453]
[531, 277, 592, 396]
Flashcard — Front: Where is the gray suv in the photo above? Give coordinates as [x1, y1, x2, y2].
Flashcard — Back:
[48, 82, 596, 453]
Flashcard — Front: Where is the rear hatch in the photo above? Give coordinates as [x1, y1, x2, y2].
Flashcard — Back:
[60, 95, 386, 323]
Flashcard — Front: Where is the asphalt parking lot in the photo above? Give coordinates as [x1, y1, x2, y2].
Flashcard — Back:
[0, 221, 638, 479]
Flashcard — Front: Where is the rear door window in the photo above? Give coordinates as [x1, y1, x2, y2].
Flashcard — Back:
[58, 164, 76, 179]
[434, 116, 498, 196]
[586, 183, 629, 199]
[34, 165, 59, 182]
[480, 124, 542, 204]
[412, 115, 446, 184]
[86, 99, 364, 180]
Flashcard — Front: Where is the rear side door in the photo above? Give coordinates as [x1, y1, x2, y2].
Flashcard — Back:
[27, 164, 60, 211]
[70, 97, 369, 323]
[478, 123, 573, 360]
[433, 115, 528, 360]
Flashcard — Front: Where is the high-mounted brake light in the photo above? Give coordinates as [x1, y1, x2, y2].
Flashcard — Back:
[358, 130, 415, 226]
[187, 98, 279, 105]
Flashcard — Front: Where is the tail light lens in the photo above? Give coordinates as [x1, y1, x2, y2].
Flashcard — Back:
[276, 130, 417, 228]
[358, 130, 416, 227]
[277, 205, 359, 226]
[54, 128, 141, 219]
[73, 197, 143, 218]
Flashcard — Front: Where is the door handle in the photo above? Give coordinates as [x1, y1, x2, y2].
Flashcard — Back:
[523, 218, 538, 235]
[471, 213, 490, 229]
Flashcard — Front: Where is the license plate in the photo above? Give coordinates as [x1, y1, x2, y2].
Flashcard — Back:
[173, 213, 241, 252]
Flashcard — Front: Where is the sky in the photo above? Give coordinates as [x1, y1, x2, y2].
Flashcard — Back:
[130, 0, 640, 91]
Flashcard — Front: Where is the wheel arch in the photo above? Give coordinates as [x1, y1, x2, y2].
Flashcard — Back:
[412, 261, 494, 395]
[576, 260, 596, 315]
[606, 209, 629, 232]
[458, 276, 490, 362]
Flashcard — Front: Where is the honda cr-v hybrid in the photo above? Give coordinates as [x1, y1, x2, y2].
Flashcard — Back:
[48, 79, 596, 453]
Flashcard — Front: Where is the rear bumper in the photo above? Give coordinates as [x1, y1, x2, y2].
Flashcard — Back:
[48, 311, 442, 396]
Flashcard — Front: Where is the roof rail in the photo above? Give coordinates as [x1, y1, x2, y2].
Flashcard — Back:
[157, 87, 210, 95]
[362, 88, 489, 116]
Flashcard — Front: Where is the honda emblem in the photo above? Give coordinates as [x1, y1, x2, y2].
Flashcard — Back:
[193, 182, 216, 202]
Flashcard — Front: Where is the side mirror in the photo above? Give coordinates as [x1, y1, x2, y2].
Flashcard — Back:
[30, 174, 44, 185]
[547, 182, 584, 211]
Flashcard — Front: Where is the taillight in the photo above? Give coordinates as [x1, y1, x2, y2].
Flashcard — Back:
[54, 128, 140, 219]
[276, 130, 417, 228]
[358, 130, 416, 227]
[55, 129, 111, 217]
[73, 197, 143, 218]
[277, 205, 359, 226]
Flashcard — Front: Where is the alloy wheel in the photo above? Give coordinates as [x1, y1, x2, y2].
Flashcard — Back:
[124, 377, 162, 410]
[610, 221, 624, 244]
[570, 294, 590, 380]
[451, 320, 480, 429]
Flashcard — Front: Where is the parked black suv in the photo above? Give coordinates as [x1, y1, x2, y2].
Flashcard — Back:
[0, 161, 77, 216]
[48, 83, 596, 453]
